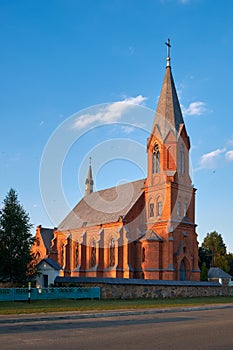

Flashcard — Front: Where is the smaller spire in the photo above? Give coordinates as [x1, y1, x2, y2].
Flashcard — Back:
[85, 157, 94, 196]
[165, 38, 171, 67]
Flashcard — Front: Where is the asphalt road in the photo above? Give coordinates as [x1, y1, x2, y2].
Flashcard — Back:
[1, 308, 233, 349]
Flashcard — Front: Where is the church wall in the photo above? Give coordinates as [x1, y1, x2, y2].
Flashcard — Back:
[31, 51, 201, 283]
[55, 278, 229, 299]
[31, 227, 47, 262]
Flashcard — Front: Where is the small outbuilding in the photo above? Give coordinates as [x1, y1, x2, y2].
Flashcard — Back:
[36, 258, 62, 288]
[208, 267, 232, 285]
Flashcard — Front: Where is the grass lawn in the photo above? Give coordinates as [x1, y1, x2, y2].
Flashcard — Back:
[0, 296, 233, 315]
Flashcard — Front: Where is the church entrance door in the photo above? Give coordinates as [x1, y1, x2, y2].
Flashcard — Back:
[179, 260, 186, 281]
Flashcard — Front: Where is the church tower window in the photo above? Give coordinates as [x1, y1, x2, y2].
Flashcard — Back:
[153, 144, 160, 174]
[149, 203, 154, 217]
[157, 201, 163, 217]
[179, 144, 185, 174]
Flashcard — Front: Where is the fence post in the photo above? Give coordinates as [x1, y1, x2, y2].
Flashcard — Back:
[28, 282, 31, 304]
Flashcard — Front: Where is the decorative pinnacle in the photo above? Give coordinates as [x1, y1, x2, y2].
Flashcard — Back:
[89, 157, 92, 165]
[165, 38, 171, 67]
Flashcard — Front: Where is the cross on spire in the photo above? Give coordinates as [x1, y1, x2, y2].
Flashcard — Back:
[165, 38, 171, 67]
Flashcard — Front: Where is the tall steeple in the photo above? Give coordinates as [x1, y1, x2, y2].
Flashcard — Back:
[147, 39, 191, 187]
[152, 38, 184, 140]
[85, 157, 94, 196]
[143, 40, 199, 282]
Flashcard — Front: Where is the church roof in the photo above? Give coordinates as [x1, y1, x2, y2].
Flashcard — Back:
[152, 65, 184, 140]
[40, 227, 54, 251]
[58, 178, 145, 231]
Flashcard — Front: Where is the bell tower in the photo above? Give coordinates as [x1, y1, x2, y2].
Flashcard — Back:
[143, 40, 200, 281]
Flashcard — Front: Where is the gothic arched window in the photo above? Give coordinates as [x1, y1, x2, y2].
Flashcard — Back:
[109, 238, 115, 267]
[149, 203, 154, 218]
[90, 241, 96, 268]
[75, 243, 79, 267]
[157, 201, 163, 217]
[179, 144, 185, 174]
[153, 144, 160, 174]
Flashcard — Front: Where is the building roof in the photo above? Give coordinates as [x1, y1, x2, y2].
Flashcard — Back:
[40, 227, 54, 252]
[208, 267, 232, 279]
[152, 65, 184, 140]
[58, 179, 145, 231]
[38, 258, 61, 271]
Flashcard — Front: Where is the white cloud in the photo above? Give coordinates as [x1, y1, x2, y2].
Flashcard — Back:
[121, 125, 135, 134]
[200, 148, 226, 168]
[225, 150, 233, 161]
[183, 101, 207, 116]
[72, 95, 147, 129]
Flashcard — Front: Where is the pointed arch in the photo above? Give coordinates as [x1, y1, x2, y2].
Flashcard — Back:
[75, 243, 79, 268]
[90, 240, 96, 268]
[153, 143, 160, 174]
[179, 144, 185, 174]
[109, 238, 115, 267]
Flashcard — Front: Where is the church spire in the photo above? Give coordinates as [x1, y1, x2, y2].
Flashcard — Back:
[151, 39, 184, 140]
[85, 157, 94, 196]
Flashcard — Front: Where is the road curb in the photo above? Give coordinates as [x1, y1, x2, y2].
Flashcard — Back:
[1, 304, 233, 324]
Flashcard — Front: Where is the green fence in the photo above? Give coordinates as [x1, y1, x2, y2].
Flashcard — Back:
[0, 287, 101, 301]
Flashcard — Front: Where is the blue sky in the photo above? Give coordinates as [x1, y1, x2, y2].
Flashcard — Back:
[1, 0, 233, 251]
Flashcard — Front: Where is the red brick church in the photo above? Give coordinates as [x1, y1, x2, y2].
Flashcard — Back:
[32, 43, 200, 282]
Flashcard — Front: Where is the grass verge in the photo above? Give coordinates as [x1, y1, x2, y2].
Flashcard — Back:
[0, 296, 233, 315]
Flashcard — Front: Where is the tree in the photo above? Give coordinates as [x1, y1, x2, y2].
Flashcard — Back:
[200, 262, 208, 281]
[0, 189, 34, 285]
[198, 246, 212, 270]
[226, 253, 233, 276]
[201, 231, 226, 268]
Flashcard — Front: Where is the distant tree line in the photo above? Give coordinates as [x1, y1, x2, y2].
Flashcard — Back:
[199, 231, 233, 281]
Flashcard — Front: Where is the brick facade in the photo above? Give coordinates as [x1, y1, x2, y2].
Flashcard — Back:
[32, 53, 200, 283]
